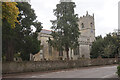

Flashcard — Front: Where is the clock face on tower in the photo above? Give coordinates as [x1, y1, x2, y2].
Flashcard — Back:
[91, 29, 93, 33]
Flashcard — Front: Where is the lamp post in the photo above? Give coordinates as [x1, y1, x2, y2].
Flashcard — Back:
[118, 34, 120, 62]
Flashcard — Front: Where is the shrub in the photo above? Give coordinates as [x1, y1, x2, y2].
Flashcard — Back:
[117, 65, 120, 77]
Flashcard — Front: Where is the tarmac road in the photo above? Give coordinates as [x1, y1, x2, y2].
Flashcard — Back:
[3, 65, 118, 78]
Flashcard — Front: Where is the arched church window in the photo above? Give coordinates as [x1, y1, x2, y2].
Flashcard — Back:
[48, 44, 52, 56]
[81, 23, 84, 28]
[59, 50, 63, 56]
[74, 46, 79, 55]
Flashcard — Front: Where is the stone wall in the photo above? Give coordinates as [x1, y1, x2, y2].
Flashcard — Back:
[2, 58, 118, 74]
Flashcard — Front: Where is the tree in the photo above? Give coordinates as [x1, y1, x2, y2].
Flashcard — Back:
[90, 33, 119, 58]
[2, 2, 42, 61]
[90, 36, 105, 58]
[103, 34, 118, 58]
[49, 2, 80, 59]
[104, 43, 116, 58]
[16, 2, 42, 61]
[2, 2, 20, 61]
[2, 2, 19, 28]
[2, 19, 17, 61]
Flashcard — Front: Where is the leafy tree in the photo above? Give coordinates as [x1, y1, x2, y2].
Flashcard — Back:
[90, 36, 105, 58]
[90, 33, 119, 58]
[49, 2, 80, 59]
[2, 2, 20, 61]
[104, 43, 116, 58]
[103, 34, 118, 58]
[2, 2, 19, 28]
[15, 2, 42, 61]
[2, 19, 17, 61]
[2, 2, 42, 61]
[96, 35, 102, 40]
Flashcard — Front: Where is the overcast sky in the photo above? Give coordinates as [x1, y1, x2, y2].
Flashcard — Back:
[30, 0, 119, 37]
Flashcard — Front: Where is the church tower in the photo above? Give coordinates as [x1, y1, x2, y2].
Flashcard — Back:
[77, 11, 95, 59]
[78, 11, 95, 43]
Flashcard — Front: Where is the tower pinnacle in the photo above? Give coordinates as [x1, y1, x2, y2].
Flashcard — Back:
[86, 11, 88, 16]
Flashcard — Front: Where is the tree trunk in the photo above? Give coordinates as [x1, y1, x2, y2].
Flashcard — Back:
[66, 50, 69, 60]
[6, 41, 14, 61]
[65, 46, 69, 60]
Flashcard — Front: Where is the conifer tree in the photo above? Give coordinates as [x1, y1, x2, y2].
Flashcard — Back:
[49, 1, 80, 59]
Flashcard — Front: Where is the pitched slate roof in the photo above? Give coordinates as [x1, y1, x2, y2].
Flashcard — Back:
[41, 29, 52, 34]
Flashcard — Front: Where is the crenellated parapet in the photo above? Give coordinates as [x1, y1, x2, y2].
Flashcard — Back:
[80, 11, 94, 20]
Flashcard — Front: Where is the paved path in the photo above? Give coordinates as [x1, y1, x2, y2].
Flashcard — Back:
[3, 65, 118, 78]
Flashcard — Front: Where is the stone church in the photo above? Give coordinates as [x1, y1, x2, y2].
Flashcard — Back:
[33, 12, 95, 61]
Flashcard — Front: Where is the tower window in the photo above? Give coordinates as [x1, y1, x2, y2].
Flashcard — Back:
[90, 23, 93, 27]
[81, 23, 84, 28]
